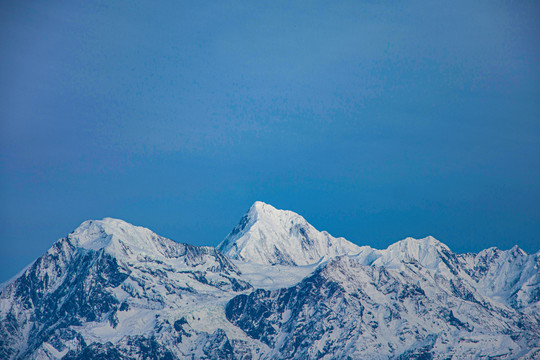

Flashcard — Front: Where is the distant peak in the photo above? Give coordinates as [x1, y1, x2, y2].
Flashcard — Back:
[247, 201, 269, 217]
[396, 236, 448, 249]
[251, 201, 268, 209]
[218, 202, 362, 266]
[371, 235, 456, 271]
[74, 217, 132, 230]
[510, 244, 527, 255]
[248, 201, 283, 217]
[72, 217, 138, 236]
[249, 201, 304, 219]
[69, 217, 158, 252]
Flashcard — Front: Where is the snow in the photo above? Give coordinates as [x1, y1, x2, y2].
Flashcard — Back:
[70, 217, 165, 255]
[370, 236, 452, 270]
[79, 308, 157, 343]
[233, 260, 318, 290]
[217, 201, 363, 266]
[217, 202, 465, 274]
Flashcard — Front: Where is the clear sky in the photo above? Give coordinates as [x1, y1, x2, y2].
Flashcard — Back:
[1, 0, 539, 282]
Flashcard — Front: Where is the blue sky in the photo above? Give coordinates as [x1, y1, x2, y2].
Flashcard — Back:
[1, 0, 539, 281]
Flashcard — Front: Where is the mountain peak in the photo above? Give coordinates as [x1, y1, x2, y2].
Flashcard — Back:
[246, 201, 272, 219]
[250, 200, 268, 211]
[394, 235, 449, 250]
[69, 217, 158, 252]
[217, 202, 362, 266]
[247, 201, 302, 221]
[66, 217, 208, 265]
[372, 235, 455, 271]
[509, 244, 527, 256]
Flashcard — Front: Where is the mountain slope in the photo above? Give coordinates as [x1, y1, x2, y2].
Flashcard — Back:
[226, 253, 540, 359]
[217, 202, 364, 266]
[0, 218, 256, 360]
[458, 246, 540, 309]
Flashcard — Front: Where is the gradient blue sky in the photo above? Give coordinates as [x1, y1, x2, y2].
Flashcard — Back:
[1, 0, 539, 281]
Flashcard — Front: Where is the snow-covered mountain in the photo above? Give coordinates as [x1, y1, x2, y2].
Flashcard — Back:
[217, 201, 363, 266]
[1, 203, 539, 359]
[227, 251, 540, 359]
[0, 218, 256, 360]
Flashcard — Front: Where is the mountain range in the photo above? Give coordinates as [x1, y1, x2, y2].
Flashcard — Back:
[1, 201, 539, 359]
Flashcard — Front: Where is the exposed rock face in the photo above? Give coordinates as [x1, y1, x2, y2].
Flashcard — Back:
[226, 254, 540, 359]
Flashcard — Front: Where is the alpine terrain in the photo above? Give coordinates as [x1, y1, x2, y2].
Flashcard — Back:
[1, 202, 539, 359]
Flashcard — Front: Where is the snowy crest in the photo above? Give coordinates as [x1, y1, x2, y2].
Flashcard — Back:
[372, 236, 454, 269]
[67, 217, 237, 273]
[217, 201, 363, 266]
[70, 217, 160, 252]
[70, 218, 179, 258]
